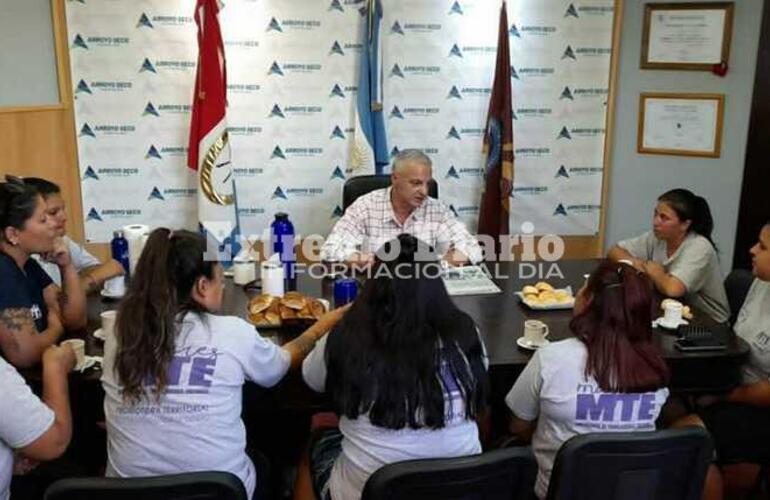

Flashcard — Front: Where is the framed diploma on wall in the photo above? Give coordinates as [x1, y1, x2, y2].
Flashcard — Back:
[638, 93, 725, 158]
[641, 2, 734, 71]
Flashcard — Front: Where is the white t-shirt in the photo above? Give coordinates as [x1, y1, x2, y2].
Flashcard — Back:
[0, 357, 55, 500]
[505, 338, 669, 499]
[302, 333, 485, 500]
[33, 236, 101, 286]
[618, 231, 729, 323]
[101, 312, 291, 499]
[734, 279, 770, 384]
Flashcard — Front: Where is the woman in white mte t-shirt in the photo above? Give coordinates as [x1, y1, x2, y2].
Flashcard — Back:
[101, 229, 347, 500]
[506, 260, 670, 499]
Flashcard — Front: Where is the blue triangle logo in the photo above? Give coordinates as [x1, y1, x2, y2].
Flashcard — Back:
[330, 41, 345, 55]
[449, 44, 463, 57]
[330, 166, 346, 180]
[556, 165, 570, 178]
[331, 126, 346, 139]
[558, 126, 572, 140]
[148, 187, 165, 201]
[554, 203, 568, 216]
[331, 205, 344, 218]
[565, 3, 579, 18]
[330, 84, 345, 98]
[390, 146, 400, 158]
[86, 208, 103, 222]
[449, 204, 459, 217]
[329, 0, 344, 12]
[449, 1, 463, 15]
[511, 65, 519, 80]
[391, 21, 405, 35]
[446, 166, 460, 179]
[82, 166, 99, 180]
[560, 86, 574, 100]
[448, 85, 462, 99]
[509, 24, 521, 37]
[271, 186, 288, 199]
[143, 102, 159, 117]
[271, 146, 287, 159]
[390, 63, 405, 78]
[267, 17, 283, 32]
[137, 13, 154, 28]
[447, 126, 462, 140]
[79, 123, 95, 137]
[389, 106, 404, 119]
[268, 61, 284, 76]
[140, 58, 157, 73]
[269, 104, 285, 118]
[562, 45, 577, 60]
[72, 34, 88, 49]
[146, 144, 162, 159]
[75, 79, 92, 94]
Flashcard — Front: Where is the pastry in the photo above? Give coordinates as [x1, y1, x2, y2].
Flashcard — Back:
[249, 294, 274, 314]
[522, 285, 540, 296]
[535, 281, 554, 292]
[282, 291, 307, 310]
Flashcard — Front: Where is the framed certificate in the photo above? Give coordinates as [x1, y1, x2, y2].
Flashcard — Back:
[641, 2, 734, 70]
[637, 93, 725, 158]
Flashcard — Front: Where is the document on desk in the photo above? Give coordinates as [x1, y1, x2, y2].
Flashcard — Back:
[441, 265, 502, 296]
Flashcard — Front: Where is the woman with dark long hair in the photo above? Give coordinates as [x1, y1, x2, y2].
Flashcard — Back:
[101, 228, 347, 499]
[506, 261, 670, 498]
[301, 234, 489, 500]
[0, 176, 86, 367]
[608, 188, 730, 323]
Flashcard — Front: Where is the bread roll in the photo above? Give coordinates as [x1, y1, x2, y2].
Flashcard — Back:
[282, 291, 307, 310]
[249, 294, 274, 314]
[535, 281, 554, 292]
[522, 285, 539, 296]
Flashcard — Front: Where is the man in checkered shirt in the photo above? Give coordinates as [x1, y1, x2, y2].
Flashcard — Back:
[321, 150, 483, 267]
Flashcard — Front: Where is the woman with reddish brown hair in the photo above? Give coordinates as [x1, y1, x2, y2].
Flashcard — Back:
[505, 260, 670, 499]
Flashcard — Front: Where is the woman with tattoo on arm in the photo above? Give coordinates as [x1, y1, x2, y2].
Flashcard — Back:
[0, 176, 86, 368]
[101, 228, 346, 500]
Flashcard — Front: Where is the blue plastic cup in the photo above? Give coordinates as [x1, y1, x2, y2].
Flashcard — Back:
[334, 278, 358, 307]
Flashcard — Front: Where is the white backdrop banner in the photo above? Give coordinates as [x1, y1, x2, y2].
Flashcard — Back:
[66, 0, 614, 243]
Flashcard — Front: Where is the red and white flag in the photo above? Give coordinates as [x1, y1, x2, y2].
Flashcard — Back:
[187, 0, 240, 260]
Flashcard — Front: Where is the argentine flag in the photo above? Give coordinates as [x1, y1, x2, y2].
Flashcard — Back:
[350, 0, 389, 175]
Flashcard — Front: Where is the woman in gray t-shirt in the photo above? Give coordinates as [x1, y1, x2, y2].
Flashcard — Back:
[608, 188, 729, 323]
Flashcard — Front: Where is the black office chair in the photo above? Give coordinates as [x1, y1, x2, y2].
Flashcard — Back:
[44, 471, 249, 500]
[360, 446, 537, 500]
[724, 268, 754, 325]
[342, 175, 439, 213]
[546, 427, 713, 500]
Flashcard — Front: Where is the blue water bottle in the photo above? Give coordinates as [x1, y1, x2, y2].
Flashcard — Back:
[270, 213, 295, 280]
[111, 230, 130, 277]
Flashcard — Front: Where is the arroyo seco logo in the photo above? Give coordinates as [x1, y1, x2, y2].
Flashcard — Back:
[146, 144, 187, 159]
[73, 34, 130, 49]
[87, 166, 139, 178]
[89, 207, 142, 221]
[447, 126, 461, 140]
[390, 20, 442, 35]
[515, 147, 551, 158]
[512, 65, 555, 79]
[225, 39, 259, 49]
[267, 16, 321, 32]
[454, 205, 479, 216]
[391, 106, 439, 119]
[139, 57, 195, 73]
[86, 208, 103, 222]
[556, 165, 603, 178]
[516, 24, 557, 37]
[269, 60, 322, 76]
[330, 126, 347, 139]
[562, 45, 611, 60]
[329, 0, 344, 12]
[161, 187, 197, 200]
[329, 84, 350, 98]
[516, 107, 552, 119]
[558, 126, 605, 139]
[512, 186, 548, 197]
[331, 205, 344, 218]
[565, 3, 579, 17]
[79, 122, 135, 137]
[554, 203, 601, 216]
[270, 103, 323, 118]
[72, 34, 88, 49]
[565, 4, 613, 17]
[232, 167, 264, 178]
[237, 207, 266, 217]
[448, 44, 463, 58]
[330, 41, 345, 55]
[390, 64, 440, 77]
[330, 166, 346, 180]
[390, 146, 438, 158]
[445, 166, 483, 179]
[227, 82, 260, 94]
[148, 187, 165, 201]
[448, 85, 491, 99]
[137, 13, 193, 28]
[560, 86, 608, 101]
[447, 85, 462, 99]
[390, 146, 400, 158]
[456, 44, 497, 57]
[271, 186, 324, 200]
[389, 106, 404, 119]
[143, 101, 191, 117]
[449, 1, 463, 15]
[270, 145, 323, 160]
[389, 64, 405, 78]
[227, 125, 262, 136]
[82, 166, 99, 181]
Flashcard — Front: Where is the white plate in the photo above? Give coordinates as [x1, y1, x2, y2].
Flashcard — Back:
[100, 289, 124, 300]
[515, 286, 575, 310]
[93, 328, 106, 341]
[653, 317, 689, 330]
[517, 337, 550, 350]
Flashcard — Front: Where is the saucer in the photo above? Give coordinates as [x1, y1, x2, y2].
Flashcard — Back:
[93, 328, 106, 341]
[653, 317, 689, 330]
[517, 337, 550, 351]
[100, 289, 124, 300]
[77, 355, 103, 373]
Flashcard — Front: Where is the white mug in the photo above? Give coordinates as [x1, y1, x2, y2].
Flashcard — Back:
[663, 301, 683, 325]
[103, 276, 126, 297]
[261, 261, 285, 297]
[523, 319, 549, 345]
[233, 260, 257, 285]
[61, 339, 86, 371]
[100, 310, 117, 338]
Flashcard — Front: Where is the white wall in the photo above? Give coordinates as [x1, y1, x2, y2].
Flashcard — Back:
[604, 0, 763, 273]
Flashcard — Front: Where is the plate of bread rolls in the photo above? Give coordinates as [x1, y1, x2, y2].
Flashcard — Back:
[514, 281, 575, 310]
[247, 291, 329, 328]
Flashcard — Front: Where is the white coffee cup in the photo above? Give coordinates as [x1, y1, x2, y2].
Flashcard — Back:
[100, 310, 117, 338]
[233, 259, 257, 285]
[61, 339, 85, 370]
[103, 275, 126, 297]
[523, 319, 549, 345]
[663, 301, 683, 326]
[261, 261, 285, 297]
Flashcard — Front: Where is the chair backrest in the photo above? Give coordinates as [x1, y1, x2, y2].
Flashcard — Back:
[342, 175, 439, 212]
[724, 268, 754, 325]
[546, 427, 713, 500]
[361, 447, 537, 500]
[44, 471, 248, 500]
